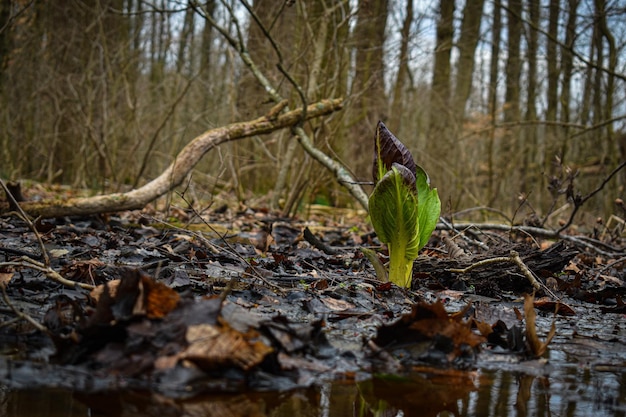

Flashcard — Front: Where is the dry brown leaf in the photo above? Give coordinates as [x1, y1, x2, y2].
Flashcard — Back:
[182, 320, 273, 371]
[60, 259, 106, 282]
[473, 319, 494, 337]
[374, 300, 486, 358]
[139, 274, 180, 319]
[0, 271, 14, 287]
[534, 297, 576, 316]
[319, 297, 355, 312]
[90, 279, 120, 303]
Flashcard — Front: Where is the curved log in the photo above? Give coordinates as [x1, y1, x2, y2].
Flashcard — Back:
[2, 98, 343, 218]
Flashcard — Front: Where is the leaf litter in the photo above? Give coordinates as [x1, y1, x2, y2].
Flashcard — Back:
[0, 198, 624, 402]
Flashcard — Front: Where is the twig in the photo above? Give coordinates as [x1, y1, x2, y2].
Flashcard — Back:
[594, 256, 626, 280]
[148, 216, 221, 255]
[0, 178, 95, 290]
[438, 217, 489, 251]
[441, 222, 623, 256]
[556, 161, 626, 235]
[303, 227, 338, 255]
[6, 257, 95, 291]
[448, 250, 546, 292]
[0, 178, 50, 265]
[175, 193, 286, 295]
[0, 283, 48, 333]
[367, 340, 403, 372]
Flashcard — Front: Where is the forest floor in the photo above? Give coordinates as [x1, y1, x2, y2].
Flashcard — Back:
[0, 186, 625, 413]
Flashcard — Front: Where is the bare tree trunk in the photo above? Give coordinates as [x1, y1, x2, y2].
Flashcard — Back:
[502, 0, 522, 209]
[429, 0, 455, 137]
[545, 0, 560, 143]
[595, 0, 619, 211]
[522, 0, 540, 195]
[596, 0, 616, 140]
[503, 0, 521, 124]
[199, 0, 216, 112]
[389, 0, 413, 134]
[348, 0, 389, 180]
[0, 0, 10, 81]
[579, 35, 596, 129]
[559, 0, 580, 162]
[487, 0, 501, 205]
[453, 0, 485, 122]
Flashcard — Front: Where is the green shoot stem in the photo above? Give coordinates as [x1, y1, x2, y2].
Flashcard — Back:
[388, 242, 413, 288]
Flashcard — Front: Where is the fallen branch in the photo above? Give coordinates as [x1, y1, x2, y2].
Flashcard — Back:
[193, 2, 370, 211]
[439, 222, 623, 257]
[0, 99, 343, 218]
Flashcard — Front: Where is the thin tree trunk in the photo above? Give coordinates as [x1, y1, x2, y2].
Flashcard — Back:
[453, 0, 485, 123]
[429, 0, 455, 137]
[503, 0, 521, 124]
[559, 0, 579, 162]
[487, 0, 501, 205]
[545, 0, 560, 142]
[503, 0, 522, 209]
[523, 0, 540, 194]
[389, 0, 413, 134]
[349, 0, 389, 181]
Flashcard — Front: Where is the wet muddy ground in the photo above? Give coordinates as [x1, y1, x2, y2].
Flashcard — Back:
[0, 202, 625, 416]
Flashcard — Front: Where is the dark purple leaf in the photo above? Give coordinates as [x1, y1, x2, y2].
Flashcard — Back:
[373, 121, 417, 182]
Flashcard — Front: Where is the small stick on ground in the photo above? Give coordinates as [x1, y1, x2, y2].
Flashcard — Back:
[0, 282, 48, 333]
[176, 193, 286, 295]
[16, 256, 95, 291]
[0, 178, 50, 266]
[1, 178, 94, 291]
[448, 250, 551, 294]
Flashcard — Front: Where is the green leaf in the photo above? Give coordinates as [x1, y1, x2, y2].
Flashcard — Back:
[359, 247, 388, 282]
[415, 164, 441, 251]
[368, 164, 419, 288]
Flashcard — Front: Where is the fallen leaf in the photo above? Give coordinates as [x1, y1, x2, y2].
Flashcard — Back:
[319, 297, 355, 312]
[182, 319, 273, 371]
[0, 271, 14, 287]
[534, 297, 576, 316]
[373, 301, 485, 361]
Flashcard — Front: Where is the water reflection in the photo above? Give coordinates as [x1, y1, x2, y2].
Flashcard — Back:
[1, 366, 625, 417]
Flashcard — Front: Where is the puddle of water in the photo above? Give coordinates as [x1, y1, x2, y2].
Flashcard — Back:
[2, 362, 625, 417]
[0, 388, 90, 417]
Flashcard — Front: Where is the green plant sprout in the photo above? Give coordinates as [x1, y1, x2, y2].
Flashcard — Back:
[368, 121, 441, 288]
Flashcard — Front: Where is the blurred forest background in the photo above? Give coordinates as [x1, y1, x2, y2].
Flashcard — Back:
[0, 0, 624, 221]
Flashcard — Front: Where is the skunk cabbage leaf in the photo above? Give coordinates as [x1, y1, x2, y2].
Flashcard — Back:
[369, 163, 419, 288]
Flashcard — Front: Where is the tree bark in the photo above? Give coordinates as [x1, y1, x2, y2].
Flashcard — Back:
[487, 0, 501, 205]
[389, 0, 413, 134]
[429, 0, 455, 137]
[348, 0, 389, 180]
[1, 99, 344, 218]
[559, 0, 580, 161]
[453, 0, 485, 122]
[545, 0, 560, 140]
[522, 0, 540, 194]
[503, 0, 521, 124]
